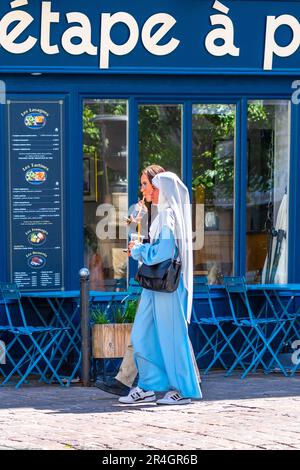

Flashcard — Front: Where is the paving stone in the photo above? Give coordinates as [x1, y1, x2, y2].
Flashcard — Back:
[0, 371, 300, 450]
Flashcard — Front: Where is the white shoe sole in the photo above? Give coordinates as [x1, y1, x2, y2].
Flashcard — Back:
[156, 399, 191, 405]
[118, 395, 156, 404]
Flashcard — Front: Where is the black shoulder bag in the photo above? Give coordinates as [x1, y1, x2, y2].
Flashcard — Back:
[135, 257, 181, 292]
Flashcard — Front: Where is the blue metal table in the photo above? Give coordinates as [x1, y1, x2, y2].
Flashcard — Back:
[246, 284, 300, 328]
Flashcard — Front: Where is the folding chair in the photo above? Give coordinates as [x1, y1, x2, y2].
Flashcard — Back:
[258, 289, 300, 375]
[0, 326, 18, 380]
[0, 283, 69, 388]
[0, 336, 5, 376]
[0, 301, 33, 382]
[222, 277, 290, 378]
[28, 296, 81, 385]
[192, 276, 246, 374]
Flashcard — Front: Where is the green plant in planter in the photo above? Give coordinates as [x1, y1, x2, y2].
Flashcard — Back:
[123, 299, 139, 323]
[90, 305, 109, 325]
[90, 299, 139, 325]
[113, 306, 125, 324]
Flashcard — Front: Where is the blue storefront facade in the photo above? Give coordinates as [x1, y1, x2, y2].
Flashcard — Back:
[1, 0, 300, 372]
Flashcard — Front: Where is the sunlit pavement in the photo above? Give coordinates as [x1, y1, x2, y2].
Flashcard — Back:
[0, 371, 300, 450]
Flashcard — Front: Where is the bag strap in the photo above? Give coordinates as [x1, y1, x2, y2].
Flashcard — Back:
[173, 245, 181, 262]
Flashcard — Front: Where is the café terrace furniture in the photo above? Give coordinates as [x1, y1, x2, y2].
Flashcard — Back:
[192, 276, 246, 375]
[22, 279, 140, 386]
[0, 308, 22, 382]
[221, 277, 296, 378]
[246, 283, 300, 376]
[0, 283, 69, 388]
[1, 277, 299, 386]
[192, 277, 300, 378]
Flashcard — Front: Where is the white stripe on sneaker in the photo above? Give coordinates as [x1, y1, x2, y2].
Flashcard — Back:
[118, 386, 156, 404]
[156, 390, 192, 405]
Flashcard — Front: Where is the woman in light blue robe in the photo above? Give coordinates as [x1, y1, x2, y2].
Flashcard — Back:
[128, 172, 202, 404]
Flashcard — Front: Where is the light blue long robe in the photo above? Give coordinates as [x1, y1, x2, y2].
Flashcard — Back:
[131, 225, 202, 399]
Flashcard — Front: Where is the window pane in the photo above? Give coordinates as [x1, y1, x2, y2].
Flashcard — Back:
[246, 100, 290, 284]
[83, 99, 128, 291]
[138, 105, 182, 176]
[192, 104, 235, 283]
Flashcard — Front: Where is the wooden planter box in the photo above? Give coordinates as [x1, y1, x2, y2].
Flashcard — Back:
[92, 323, 133, 359]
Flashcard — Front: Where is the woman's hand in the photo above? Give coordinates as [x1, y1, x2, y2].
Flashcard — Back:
[128, 240, 142, 257]
[128, 241, 136, 253]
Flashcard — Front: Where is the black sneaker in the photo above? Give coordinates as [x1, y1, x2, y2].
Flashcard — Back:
[94, 377, 130, 396]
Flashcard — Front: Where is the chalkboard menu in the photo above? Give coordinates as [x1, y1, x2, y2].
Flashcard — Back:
[7, 101, 64, 291]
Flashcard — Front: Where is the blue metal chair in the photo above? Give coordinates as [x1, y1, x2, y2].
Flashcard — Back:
[0, 283, 69, 388]
[36, 297, 81, 385]
[0, 336, 5, 375]
[0, 299, 36, 382]
[258, 288, 300, 375]
[0, 300, 56, 385]
[23, 293, 82, 385]
[192, 276, 244, 374]
[222, 277, 290, 378]
[0, 326, 19, 380]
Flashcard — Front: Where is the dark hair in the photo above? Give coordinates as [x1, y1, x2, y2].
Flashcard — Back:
[141, 164, 165, 184]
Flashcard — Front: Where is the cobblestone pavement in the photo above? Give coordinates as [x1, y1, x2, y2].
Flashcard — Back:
[0, 371, 300, 450]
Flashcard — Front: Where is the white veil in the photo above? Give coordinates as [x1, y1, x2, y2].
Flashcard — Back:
[151, 172, 193, 323]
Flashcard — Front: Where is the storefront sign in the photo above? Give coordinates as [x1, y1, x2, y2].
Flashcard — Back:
[0, 1, 300, 74]
[7, 100, 64, 291]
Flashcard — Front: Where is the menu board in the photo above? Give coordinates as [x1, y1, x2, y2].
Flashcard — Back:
[7, 101, 64, 291]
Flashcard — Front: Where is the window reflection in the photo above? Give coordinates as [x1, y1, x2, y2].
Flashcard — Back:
[247, 100, 290, 284]
[192, 104, 235, 283]
[137, 104, 182, 248]
[138, 105, 182, 176]
[83, 99, 128, 291]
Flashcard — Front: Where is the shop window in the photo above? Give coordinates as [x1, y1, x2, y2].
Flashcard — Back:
[192, 104, 235, 284]
[83, 99, 128, 291]
[137, 104, 182, 250]
[138, 105, 182, 176]
[246, 100, 290, 284]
